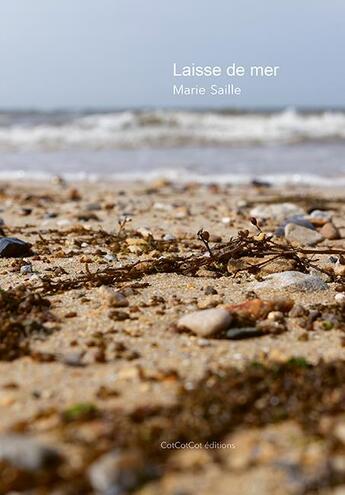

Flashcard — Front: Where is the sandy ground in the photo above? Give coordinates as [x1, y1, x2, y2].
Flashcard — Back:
[0, 179, 345, 494]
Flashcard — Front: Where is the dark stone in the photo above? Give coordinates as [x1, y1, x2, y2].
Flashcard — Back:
[0, 237, 32, 258]
[226, 327, 264, 340]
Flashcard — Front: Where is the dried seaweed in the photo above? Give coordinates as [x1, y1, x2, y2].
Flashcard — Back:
[36, 226, 345, 295]
[0, 286, 56, 360]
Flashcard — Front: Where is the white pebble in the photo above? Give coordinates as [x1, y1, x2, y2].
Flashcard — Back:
[335, 293, 345, 304]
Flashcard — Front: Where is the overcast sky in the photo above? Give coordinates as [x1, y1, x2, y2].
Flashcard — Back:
[0, 0, 344, 110]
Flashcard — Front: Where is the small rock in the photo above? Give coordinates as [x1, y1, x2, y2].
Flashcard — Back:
[289, 304, 308, 318]
[225, 298, 293, 323]
[335, 293, 345, 304]
[334, 263, 345, 277]
[163, 233, 176, 241]
[0, 434, 61, 471]
[103, 254, 118, 262]
[267, 311, 284, 322]
[177, 308, 232, 337]
[99, 287, 129, 308]
[85, 202, 102, 211]
[275, 215, 315, 236]
[204, 286, 218, 295]
[77, 211, 99, 222]
[320, 222, 340, 240]
[252, 271, 328, 292]
[309, 209, 332, 225]
[20, 264, 33, 275]
[284, 223, 324, 246]
[88, 450, 147, 495]
[250, 203, 304, 221]
[226, 327, 263, 340]
[0, 237, 32, 258]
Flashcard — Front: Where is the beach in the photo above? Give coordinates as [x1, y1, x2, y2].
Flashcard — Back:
[0, 178, 345, 493]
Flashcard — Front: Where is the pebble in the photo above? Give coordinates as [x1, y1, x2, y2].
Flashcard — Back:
[275, 215, 315, 236]
[284, 223, 324, 246]
[334, 263, 345, 277]
[226, 327, 263, 340]
[88, 450, 147, 495]
[99, 286, 129, 307]
[250, 203, 304, 221]
[289, 304, 308, 318]
[267, 311, 284, 322]
[103, 254, 118, 262]
[0, 237, 32, 258]
[20, 264, 33, 275]
[335, 293, 345, 304]
[252, 271, 328, 292]
[0, 434, 61, 471]
[163, 233, 176, 241]
[320, 222, 340, 240]
[204, 286, 218, 295]
[177, 308, 232, 337]
[309, 209, 332, 225]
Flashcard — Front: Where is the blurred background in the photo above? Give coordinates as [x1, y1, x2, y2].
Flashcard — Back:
[0, 0, 344, 183]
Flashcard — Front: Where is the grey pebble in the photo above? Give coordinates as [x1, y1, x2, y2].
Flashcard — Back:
[252, 271, 328, 292]
[284, 223, 324, 246]
[0, 434, 61, 471]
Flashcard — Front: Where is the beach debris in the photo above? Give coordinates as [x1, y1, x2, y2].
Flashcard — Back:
[251, 271, 328, 292]
[177, 308, 232, 337]
[250, 203, 305, 221]
[0, 237, 32, 258]
[0, 286, 54, 360]
[284, 223, 324, 246]
[31, 220, 345, 295]
[88, 449, 150, 495]
[320, 222, 340, 240]
[0, 435, 61, 471]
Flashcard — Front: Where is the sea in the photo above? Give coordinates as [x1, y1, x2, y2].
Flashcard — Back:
[0, 108, 344, 185]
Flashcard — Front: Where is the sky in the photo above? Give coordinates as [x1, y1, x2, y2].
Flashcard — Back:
[0, 0, 344, 110]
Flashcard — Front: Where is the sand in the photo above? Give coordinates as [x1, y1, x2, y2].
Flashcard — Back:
[0, 178, 345, 494]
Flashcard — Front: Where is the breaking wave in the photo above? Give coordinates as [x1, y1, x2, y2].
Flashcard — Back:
[0, 109, 344, 151]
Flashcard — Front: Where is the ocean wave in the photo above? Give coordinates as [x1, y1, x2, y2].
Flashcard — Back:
[0, 109, 344, 151]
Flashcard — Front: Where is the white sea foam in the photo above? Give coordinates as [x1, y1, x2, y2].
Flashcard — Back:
[0, 168, 345, 187]
[0, 109, 344, 151]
